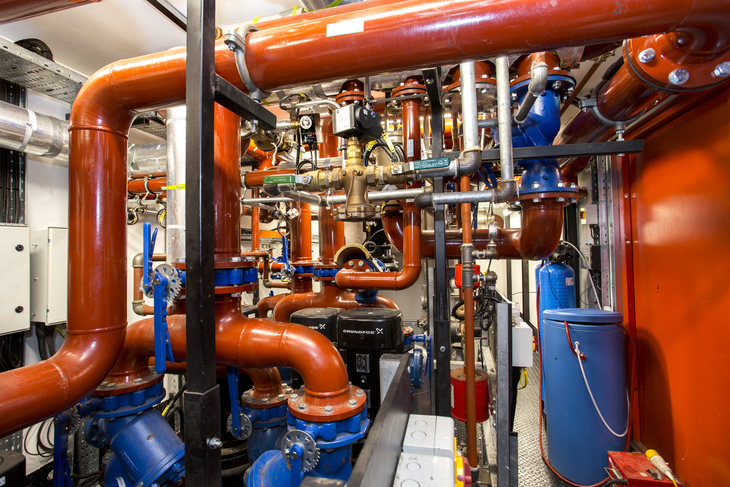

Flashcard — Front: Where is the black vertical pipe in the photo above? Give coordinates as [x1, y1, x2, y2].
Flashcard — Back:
[184, 0, 221, 485]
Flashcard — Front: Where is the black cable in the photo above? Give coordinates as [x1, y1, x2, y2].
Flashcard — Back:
[162, 382, 188, 417]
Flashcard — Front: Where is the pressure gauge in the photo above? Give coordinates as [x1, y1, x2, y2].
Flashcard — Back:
[299, 115, 314, 131]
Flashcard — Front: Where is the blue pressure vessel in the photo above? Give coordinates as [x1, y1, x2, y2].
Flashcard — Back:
[536, 262, 576, 400]
[542, 308, 628, 485]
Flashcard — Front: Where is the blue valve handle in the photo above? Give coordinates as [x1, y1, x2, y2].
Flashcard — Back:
[289, 443, 305, 487]
[227, 367, 243, 437]
[142, 222, 158, 296]
[153, 269, 175, 374]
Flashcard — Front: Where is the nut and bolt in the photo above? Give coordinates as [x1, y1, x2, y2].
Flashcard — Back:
[532, 198, 540, 203]
[638, 48, 656, 63]
[668, 68, 690, 86]
[290, 393, 299, 400]
[286, 388, 293, 394]
[243, 390, 250, 395]
[357, 261, 364, 268]
[566, 87, 574, 95]
[261, 398, 269, 404]
[551, 80, 562, 90]
[348, 399, 358, 408]
[355, 389, 365, 396]
[531, 182, 540, 189]
[510, 92, 518, 101]
[100, 382, 109, 388]
[278, 394, 285, 400]
[440, 346, 446, 353]
[348, 261, 355, 267]
[324, 406, 334, 414]
[207, 437, 223, 450]
[134, 378, 143, 384]
[713, 62, 730, 78]
[298, 403, 308, 411]
[290, 451, 299, 460]
[231, 256, 241, 262]
[303, 175, 312, 184]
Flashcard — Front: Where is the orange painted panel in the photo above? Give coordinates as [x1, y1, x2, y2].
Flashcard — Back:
[629, 87, 730, 486]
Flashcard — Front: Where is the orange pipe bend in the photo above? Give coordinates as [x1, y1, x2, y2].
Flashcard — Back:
[272, 283, 398, 322]
[258, 293, 288, 317]
[384, 200, 563, 260]
[114, 298, 350, 402]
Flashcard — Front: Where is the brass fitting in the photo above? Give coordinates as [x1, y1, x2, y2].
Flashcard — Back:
[334, 138, 377, 221]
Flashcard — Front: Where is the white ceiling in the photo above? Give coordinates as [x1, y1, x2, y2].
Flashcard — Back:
[0, 0, 297, 78]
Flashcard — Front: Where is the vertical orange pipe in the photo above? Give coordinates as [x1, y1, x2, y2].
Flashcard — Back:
[251, 188, 260, 252]
[214, 105, 243, 261]
[319, 205, 344, 265]
[461, 174, 478, 469]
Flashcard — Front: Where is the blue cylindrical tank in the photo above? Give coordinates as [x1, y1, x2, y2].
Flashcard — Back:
[542, 309, 628, 485]
[536, 262, 576, 400]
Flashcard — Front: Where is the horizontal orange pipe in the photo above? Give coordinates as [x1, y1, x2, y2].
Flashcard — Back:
[113, 297, 350, 403]
[127, 177, 166, 194]
[383, 200, 563, 260]
[246, 0, 724, 91]
[257, 293, 288, 317]
[335, 200, 422, 290]
[155, 360, 282, 396]
[244, 168, 295, 188]
[272, 282, 398, 322]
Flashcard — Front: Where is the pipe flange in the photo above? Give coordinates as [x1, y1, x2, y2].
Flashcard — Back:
[242, 384, 293, 409]
[514, 189, 580, 205]
[391, 82, 427, 99]
[281, 429, 320, 472]
[287, 385, 367, 422]
[625, 36, 730, 93]
[222, 25, 271, 102]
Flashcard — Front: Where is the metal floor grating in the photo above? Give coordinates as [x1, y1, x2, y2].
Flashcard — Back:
[513, 352, 571, 487]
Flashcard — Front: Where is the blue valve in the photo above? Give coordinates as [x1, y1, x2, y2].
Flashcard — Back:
[142, 223, 177, 374]
[226, 367, 251, 440]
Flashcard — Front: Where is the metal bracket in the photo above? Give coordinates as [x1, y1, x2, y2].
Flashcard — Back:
[222, 26, 271, 103]
[579, 97, 643, 141]
[214, 75, 276, 130]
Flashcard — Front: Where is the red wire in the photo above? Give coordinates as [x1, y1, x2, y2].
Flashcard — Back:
[535, 279, 636, 487]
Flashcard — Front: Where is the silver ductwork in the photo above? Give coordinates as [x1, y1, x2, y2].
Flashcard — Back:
[0, 99, 68, 162]
[128, 142, 167, 175]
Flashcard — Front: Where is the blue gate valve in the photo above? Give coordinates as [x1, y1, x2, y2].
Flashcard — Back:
[142, 222, 179, 374]
[226, 367, 252, 440]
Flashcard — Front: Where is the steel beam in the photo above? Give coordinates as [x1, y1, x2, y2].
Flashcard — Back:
[184, 0, 221, 485]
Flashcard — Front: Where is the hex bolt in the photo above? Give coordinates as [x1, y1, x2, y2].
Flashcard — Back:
[285, 388, 293, 394]
[348, 399, 358, 407]
[348, 261, 355, 267]
[551, 80, 562, 90]
[668, 68, 690, 85]
[15, 244, 23, 251]
[714, 62, 730, 78]
[134, 378, 143, 384]
[262, 398, 269, 404]
[357, 261, 365, 268]
[566, 86, 574, 95]
[207, 437, 223, 450]
[531, 182, 540, 189]
[298, 403, 308, 411]
[510, 92, 518, 101]
[278, 394, 285, 400]
[290, 393, 299, 400]
[355, 389, 365, 396]
[243, 390, 250, 395]
[638, 48, 656, 63]
[324, 406, 334, 414]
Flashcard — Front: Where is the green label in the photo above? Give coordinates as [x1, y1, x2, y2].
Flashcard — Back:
[263, 175, 298, 185]
[413, 157, 450, 171]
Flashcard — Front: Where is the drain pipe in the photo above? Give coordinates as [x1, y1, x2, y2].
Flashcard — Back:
[415, 56, 516, 209]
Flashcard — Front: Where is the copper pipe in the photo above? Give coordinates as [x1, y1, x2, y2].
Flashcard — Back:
[246, 0, 725, 91]
[214, 105, 243, 261]
[251, 188, 261, 251]
[244, 168, 295, 188]
[272, 282, 398, 322]
[319, 116, 340, 159]
[130, 171, 166, 179]
[257, 293, 288, 317]
[319, 204, 344, 266]
[384, 200, 563, 260]
[291, 202, 312, 265]
[460, 175, 478, 469]
[127, 177, 166, 194]
[0, 0, 99, 24]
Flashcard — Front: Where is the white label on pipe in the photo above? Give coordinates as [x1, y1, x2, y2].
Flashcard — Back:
[326, 19, 365, 37]
[116, 478, 126, 487]
[450, 383, 455, 408]
[407, 139, 414, 158]
[566, 277, 574, 286]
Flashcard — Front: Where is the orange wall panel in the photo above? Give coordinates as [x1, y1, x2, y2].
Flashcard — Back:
[629, 88, 730, 486]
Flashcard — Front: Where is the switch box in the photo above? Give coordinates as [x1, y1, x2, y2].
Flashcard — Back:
[512, 318, 533, 367]
[30, 227, 68, 324]
[0, 225, 30, 335]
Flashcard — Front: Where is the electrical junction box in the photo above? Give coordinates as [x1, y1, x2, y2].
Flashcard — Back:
[394, 414, 456, 487]
[30, 227, 68, 324]
[512, 318, 533, 367]
[0, 225, 30, 335]
[580, 204, 598, 225]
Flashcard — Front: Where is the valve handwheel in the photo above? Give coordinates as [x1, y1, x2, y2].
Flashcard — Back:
[281, 429, 320, 472]
[227, 412, 252, 440]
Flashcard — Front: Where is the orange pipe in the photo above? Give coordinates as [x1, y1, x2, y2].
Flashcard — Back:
[246, 0, 724, 91]
[214, 105, 243, 261]
[1, 0, 724, 436]
[127, 177, 166, 195]
[384, 200, 564, 260]
[291, 202, 312, 265]
[113, 297, 356, 417]
[258, 293, 288, 317]
[319, 116, 341, 159]
[334, 92, 423, 290]
[319, 204, 344, 266]
[244, 168, 295, 188]
[251, 188, 261, 251]
[460, 174, 478, 469]
[272, 282, 398, 322]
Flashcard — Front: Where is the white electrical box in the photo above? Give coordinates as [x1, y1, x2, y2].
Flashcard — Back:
[0, 225, 30, 335]
[512, 318, 534, 367]
[30, 227, 68, 324]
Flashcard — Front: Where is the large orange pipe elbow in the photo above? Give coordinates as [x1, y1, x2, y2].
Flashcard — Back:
[0, 0, 99, 24]
[115, 298, 351, 404]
